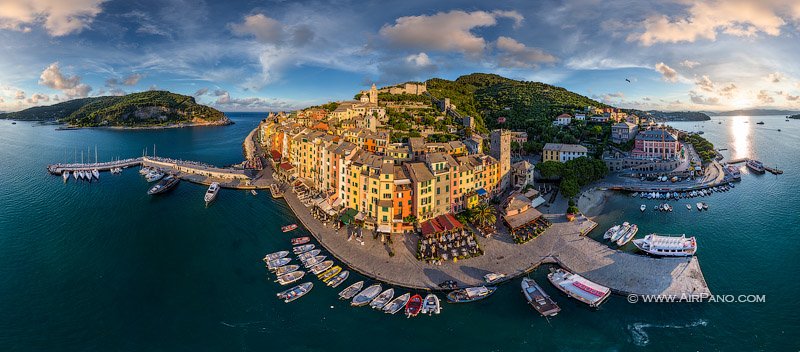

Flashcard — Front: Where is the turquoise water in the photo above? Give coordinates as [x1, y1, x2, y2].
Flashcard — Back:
[0, 114, 797, 351]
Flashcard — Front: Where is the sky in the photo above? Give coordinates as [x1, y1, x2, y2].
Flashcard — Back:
[1, 0, 800, 113]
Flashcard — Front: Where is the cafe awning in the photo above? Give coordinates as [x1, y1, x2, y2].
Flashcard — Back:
[340, 208, 358, 225]
[377, 224, 392, 233]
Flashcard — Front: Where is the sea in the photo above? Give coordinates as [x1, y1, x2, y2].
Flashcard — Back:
[0, 113, 797, 351]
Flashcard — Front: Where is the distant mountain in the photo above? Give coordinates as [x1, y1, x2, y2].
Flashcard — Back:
[0, 91, 231, 128]
[426, 73, 609, 132]
[709, 109, 800, 116]
[630, 110, 710, 121]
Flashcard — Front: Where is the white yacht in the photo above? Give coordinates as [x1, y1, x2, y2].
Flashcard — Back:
[640, 204, 646, 212]
[616, 224, 638, 246]
[610, 222, 630, 242]
[633, 234, 697, 257]
[62, 171, 70, 182]
[547, 268, 610, 307]
[92, 169, 100, 180]
[603, 224, 621, 240]
[145, 170, 165, 182]
[205, 182, 220, 206]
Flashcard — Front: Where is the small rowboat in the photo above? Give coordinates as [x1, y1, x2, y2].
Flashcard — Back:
[297, 249, 321, 261]
[318, 266, 342, 282]
[405, 294, 423, 317]
[383, 293, 410, 314]
[308, 260, 334, 275]
[275, 270, 305, 285]
[291, 237, 310, 245]
[421, 294, 441, 315]
[263, 251, 289, 262]
[370, 288, 395, 310]
[273, 265, 300, 276]
[266, 257, 291, 270]
[282, 224, 298, 232]
[326, 270, 349, 288]
[279, 282, 313, 303]
[352, 284, 382, 306]
[339, 281, 364, 300]
[292, 244, 314, 255]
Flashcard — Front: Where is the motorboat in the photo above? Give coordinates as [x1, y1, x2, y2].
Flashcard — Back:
[292, 244, 315, 254]
[421, 294, 441, 315]
[145, 170, 165, 182]
[383, 293, 411, 314]
[338, 281, 364, 300]
[273, 265, 300, 276]
[616, 224, 638, 246]
[262, 250, 289, 262]
[282, 224, 298, 232]
[610, 222, 630, 242]
[521, 277, 560, 317]
[266, 257, 291, 270]
[291, 237, 310, 245]
[603, 224, 621, 240]
[483, 273, 506, 284]
[204, 182, 220, 205]
[686, 204, 692, 210]
[352, 284, 382, 306]
[696, 202, 703, 211]
[308, 260, 334, 275]
[297, 249, 321, 261]
[279, 282, 313, 303]
[275, 270, 305, 285]
[547, 268, 610, 308]
[633, 233, 697, 257]
[326, 270, 349, 288]
[446, 286, 497, 303]
[405, 294, 423, 317]
[747, 159, 765, 174]
[251, 190, 258, 196]
[640, 204, 646, 212]
[147, 175, 179, 195]
[756, 121, 765, 125]
[702, 202, 708, 210]
[139, 167, 151, 175]
[369, 288, 395, 309]
[301, 255, 326, 268]
[318, 266, 342, 282]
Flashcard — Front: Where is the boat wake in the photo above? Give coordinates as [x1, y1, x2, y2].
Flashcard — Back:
[628, 319, 708, 346]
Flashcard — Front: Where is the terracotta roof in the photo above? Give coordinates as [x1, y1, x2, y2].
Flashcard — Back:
[420, 214, 464, 237]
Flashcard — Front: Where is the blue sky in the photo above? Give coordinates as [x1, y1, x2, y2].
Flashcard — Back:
[2, 0, 800, 112]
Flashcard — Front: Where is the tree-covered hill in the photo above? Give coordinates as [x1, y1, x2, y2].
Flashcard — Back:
[0, 91, 230, 127]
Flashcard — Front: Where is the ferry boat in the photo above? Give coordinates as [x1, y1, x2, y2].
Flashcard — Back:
[326, 270, 349, 288]
[446, 286, 497, 303]
[747, 159, 765, 173]
[291, 236, 310, 245]
[547, 268, 610, 308]
[352, 284, 382, 306]
[616, 224, 639, 246]
[421, 293, 441, 315]
[383, 293, 411, 315]
[610, 222, 630, 242]
[279, 282, 313, 303]
[282, 224, 298, 232]
[147, 175, 179, 195]
[603, 224, 621, 240]
[633, 234, 698, 257]
[405, 294, 423, 317]
[370, 288, 395, 309]
[204, 182, 220, 206]
[521, 278, 560, 317]
[275, 270, 305, 285]
[483, 273, 506, 284]
[338, 281, 364, 300]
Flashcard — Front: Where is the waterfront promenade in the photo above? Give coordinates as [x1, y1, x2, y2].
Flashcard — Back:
[274, 167, 711, 296]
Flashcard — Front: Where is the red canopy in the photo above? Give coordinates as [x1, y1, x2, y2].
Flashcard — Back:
[420, 214, 464, 237]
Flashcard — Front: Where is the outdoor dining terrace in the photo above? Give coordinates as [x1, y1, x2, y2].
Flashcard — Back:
[416, 214, 484, 263]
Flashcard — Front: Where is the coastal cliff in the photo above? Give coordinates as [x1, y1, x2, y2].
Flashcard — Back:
[0, 91, 231, 128]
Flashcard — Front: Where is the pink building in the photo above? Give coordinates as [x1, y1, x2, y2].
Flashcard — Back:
[631, 130, 681, 159]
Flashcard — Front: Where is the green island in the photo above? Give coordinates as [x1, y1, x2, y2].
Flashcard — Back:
[0, 91, 231, 128]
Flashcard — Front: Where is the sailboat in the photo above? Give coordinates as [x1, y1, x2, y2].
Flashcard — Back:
[62, 171, 70, 182]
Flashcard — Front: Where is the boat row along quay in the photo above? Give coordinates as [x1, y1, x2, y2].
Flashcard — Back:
[47, 156, 272, 190]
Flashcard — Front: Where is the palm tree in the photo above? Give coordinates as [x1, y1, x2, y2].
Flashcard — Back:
[471, 203, 497, 228]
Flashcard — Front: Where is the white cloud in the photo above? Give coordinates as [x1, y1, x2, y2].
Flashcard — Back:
[767, 72, 784, 83]
[719, 83, 738, 97]
[632, 0, 787, 46]
[0, 0, 106, 36]
[15, 90, 25, 100]
[193, 88, 209, 97]
[696, 75, 715, 91]
[757, 89, 775, 104]
[379, 10, 523, 54]
[38, 62, 92, 98]
[680, 60, 700, 68]
[495, 36, 557, 68]
[230, 13, 314, 46]
[655, 62, 679, 82]
[210, 89, 306, 111]
[689, 91, 720, 105]
[27, 93, 49, 104]
[105, 73, 142, 87]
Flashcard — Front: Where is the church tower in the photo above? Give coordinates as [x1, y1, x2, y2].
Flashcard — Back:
[369, 83, 378, 104]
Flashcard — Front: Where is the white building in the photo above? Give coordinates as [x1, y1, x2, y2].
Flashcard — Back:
[554, 113, 572, 126]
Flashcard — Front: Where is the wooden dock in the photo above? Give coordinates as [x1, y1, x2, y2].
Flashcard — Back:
[765, 166, 784, 175]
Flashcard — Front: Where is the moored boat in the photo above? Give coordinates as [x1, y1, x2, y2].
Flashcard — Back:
[62, 171, 69, 182]
[318, 265, 341, 282]
[338, 281, 364, 300]
[292, 244, 314, 254]
[308, 260, 333, 274]
[616, 224, 639, 246]
[369, 288, 395, 309]
[603, 224, 621, 240]
[204, 182, 220, 206]
[640, 204, 646, 212]
[747, 159, 765, 173]
[147, 175, 179, 195]
[73, 170, 78, 180]
[280, 282, 313, 303]
[547, 268, 610, 308]
[266, 257, 291, 270]
[521, 277, 560, 317]
[291, 236, 310, 245]
[696, 202, 703, 211]
[383, 293, 411, 314]
[297, 249, 321, 261]
[275, 270, 305, 285]
[92, 169, 99, 179]
[446, 286, 497, 303]
[686, 204, 692, 210]
[263, 250, 289, 262]
[145, 170, 165, 182]
[610, 222, 630, 242]
[326, 270, 349, 288]
[282, 224, 298, 232]
[405, 294, 423, 317]
[352, 284, 382, 306]
[273, 264, 300, 276]
[483, 273, 506, 284]
[702, 202, 708, 210]
[421, 293, 441, 315]
[633, 233, 698, 257]
[302, 255, 326, 268]
[438, 280, 458, 289]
